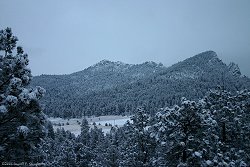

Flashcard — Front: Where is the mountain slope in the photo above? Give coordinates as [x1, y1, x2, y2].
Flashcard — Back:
[32, 60, 165, 93]
[31, 51, 250, 118]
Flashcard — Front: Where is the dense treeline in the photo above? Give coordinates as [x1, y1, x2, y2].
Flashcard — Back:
[32, 51, 250, 118]
[36, 88, 250, 166]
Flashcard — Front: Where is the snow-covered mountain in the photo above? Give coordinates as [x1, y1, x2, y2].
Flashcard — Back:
[31, 51, 250, 118]
[32, 60, 165, 95]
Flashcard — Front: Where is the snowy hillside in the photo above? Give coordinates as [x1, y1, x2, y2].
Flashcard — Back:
[31, 51, 250, 118]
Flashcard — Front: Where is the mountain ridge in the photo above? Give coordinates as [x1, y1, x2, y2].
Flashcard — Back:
[31, 51, 250, 118]
[34, 50, 230, 77]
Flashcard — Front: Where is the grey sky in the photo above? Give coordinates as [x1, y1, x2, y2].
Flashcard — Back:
[0, 0, 250, 76]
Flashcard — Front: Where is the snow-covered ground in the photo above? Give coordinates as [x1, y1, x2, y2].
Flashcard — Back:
[49, 115, 131, 136]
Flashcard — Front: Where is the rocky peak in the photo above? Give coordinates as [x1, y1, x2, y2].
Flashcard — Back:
[228, 62, 241, 77]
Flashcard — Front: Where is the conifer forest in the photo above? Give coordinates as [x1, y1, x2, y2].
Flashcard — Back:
[1, 1, 250, 166]
[0, 27, 250, 166]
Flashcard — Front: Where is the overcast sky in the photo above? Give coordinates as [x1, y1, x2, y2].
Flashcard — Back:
[1, 0, 250, 76]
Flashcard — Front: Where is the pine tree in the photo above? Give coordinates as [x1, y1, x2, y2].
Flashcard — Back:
[75, 143, 93, 167]
[0, 27, 47, 162]
[105, 126, 120, 167]
[89, 125, 110, 166]
[57, 138, 77, 167]
[119, 108, 156, 167]
[202, 88, 250, 166]
[151, 98, 204, 166]
[77, 118, 90, 145]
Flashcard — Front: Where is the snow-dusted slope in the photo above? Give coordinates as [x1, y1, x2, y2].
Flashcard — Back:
[31, 51, 250, 118]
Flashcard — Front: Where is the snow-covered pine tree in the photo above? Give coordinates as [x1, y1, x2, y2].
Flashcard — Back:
[57, 137, 77, 167]
[0, 27, 46, 162]
[202, 88, 250, 166]
[40, 128, 77, 166]
[150, 98, 205, 166]
[119, 108, 156, 167]
[105, 126, 120, 167]
[75, 142, 93, 167]
[88, 125, 110, 166]
[77, 118, 90, 146]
